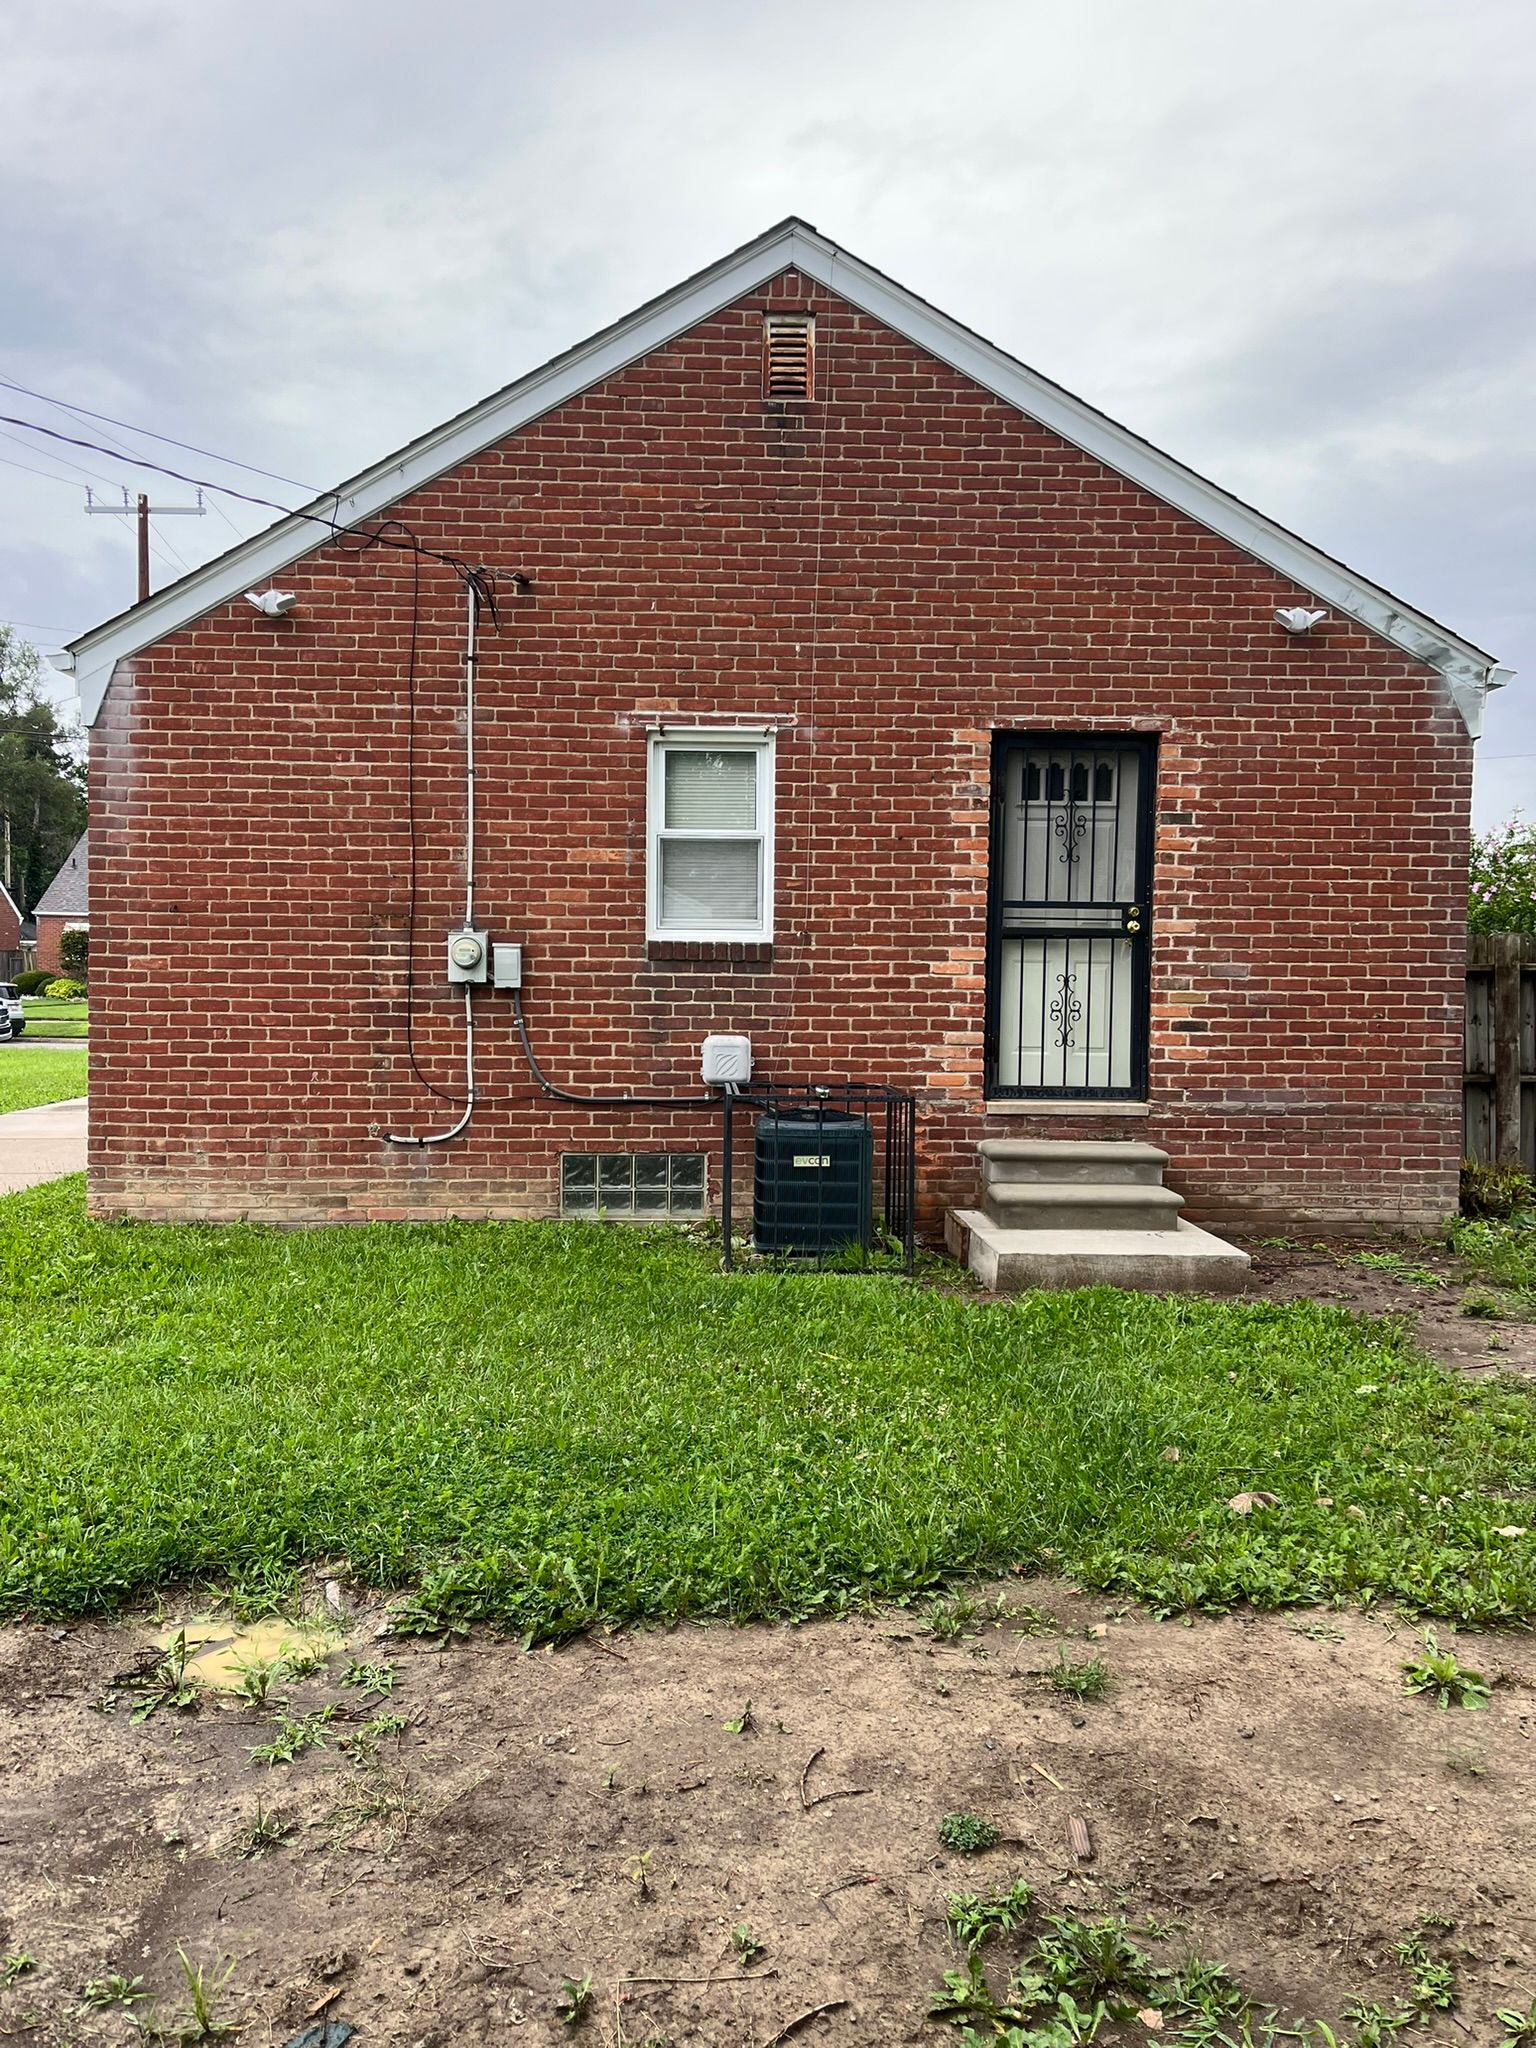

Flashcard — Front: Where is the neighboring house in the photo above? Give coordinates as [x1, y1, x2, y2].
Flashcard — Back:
[62, 220, 1508, 1243]
[32, 831, 88, 978]
[0, 878, 22, 977]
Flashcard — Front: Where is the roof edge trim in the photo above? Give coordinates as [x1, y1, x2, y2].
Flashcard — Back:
[67, 218, 1500, 736]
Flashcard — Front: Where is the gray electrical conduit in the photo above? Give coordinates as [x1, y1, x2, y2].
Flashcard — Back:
[384, 572, 485, 1148]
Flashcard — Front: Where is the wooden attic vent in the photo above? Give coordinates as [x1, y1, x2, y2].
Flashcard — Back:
[764, 315, 815, 400]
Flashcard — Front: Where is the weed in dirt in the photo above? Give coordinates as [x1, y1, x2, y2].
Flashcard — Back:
[947, 1880, 1035, 1950]
[926, 1593, 987, 1641]
[1047, 1651, 1111, 1699]
[1287, 1620, 1346, 1643]
[722, 1699, 754, 1734]
[246, 1705, 334, 1765]
[1444, 1740, 1487, 1776]
[1462, 1292, 1508, 1320]
[1, 1952, 36, 1984]
[325, 1764, 418, 1851]
[556, 1974, 593, 2027]
[627, 1848, 654, 1900]
[164, 1946, 240, 2042]
[231, 1655, 288, 1708]
[939, 1811, 1001, 1854]
[923, 1896, 1484, 2047]
[275, 1645, 326, 1681]
[231, 1799, 291, 1858]
[1342, 1999, 1416, 2047]
[1390, 1932, 1458, 2014]
[1497, 1997, 1536, 2047]
[339, 1656, 397, 1698]
[1348, 1252, 1447, 1289]
[337, 1709, 407, 1760]
[731, 1922, 765, 1967]
[8, 1180, 1536, 1636]
[1401, 1630, 1491, 1710]
[79, 1972, 146, 2009]
[125, 1631, 200, 1723]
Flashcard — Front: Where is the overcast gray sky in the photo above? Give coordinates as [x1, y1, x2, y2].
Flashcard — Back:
[2, 0, 1530, 823]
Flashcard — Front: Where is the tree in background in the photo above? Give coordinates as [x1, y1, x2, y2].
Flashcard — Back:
[1469, 814, 1536, 936]
[0, 626, 86, 915]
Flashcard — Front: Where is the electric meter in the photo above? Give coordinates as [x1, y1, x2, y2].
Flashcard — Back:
[446, 928, 489, 983]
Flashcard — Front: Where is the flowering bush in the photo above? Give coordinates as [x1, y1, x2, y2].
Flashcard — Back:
[42, 978, 86, 1000]
[1469, 813, 1536, 934]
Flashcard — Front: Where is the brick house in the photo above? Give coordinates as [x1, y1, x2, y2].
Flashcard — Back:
[31, 831, 88, 978]
[63, 220, 1507, 1249]
[0, 878, 22, 976]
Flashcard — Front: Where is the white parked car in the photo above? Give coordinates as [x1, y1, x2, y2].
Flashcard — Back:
[0, 983, 24, 1039]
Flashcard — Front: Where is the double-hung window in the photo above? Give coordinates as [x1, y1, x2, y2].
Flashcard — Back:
[646, 731, 774, 943]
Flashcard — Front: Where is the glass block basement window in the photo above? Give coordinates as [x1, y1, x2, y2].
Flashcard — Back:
[560, 1153, 707, 1219]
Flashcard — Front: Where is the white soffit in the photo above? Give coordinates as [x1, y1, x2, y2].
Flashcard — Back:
[67, 219, 1502, 735]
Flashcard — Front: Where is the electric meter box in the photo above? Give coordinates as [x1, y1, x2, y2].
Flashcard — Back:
[446, 927, 489, 984]
[700, 1033, 753, 1085]
[492, 943, 523, 989]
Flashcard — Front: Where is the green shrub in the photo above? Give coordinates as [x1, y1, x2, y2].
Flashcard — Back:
[59, 928, 89, 975]
[13, 969, 54, 995]
[1470, 814, 1536, 935]
[1460, 1160, 1536, 1221]
[42, 977, 86, 1000]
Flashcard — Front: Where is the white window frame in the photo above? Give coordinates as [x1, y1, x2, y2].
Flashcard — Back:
[646, 729, 775, 943]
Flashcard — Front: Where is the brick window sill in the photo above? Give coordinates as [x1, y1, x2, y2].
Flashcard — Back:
[984, 1099, 1152, 1117]
[646, 940, 774, 966]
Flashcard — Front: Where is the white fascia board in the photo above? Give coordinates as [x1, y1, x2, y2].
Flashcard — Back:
[790, 239, 1499, 737]
[69, 219, 1500, 736]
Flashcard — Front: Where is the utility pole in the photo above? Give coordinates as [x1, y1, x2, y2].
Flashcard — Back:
[85, 487, 206, 602]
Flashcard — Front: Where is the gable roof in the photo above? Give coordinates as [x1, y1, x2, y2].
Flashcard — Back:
[34, 831, 89, 919]
[63, 218, 1507, 735]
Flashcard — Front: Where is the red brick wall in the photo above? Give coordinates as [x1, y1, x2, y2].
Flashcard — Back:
[87, 270, 1473, 1233]
[34, 917, 70, 977]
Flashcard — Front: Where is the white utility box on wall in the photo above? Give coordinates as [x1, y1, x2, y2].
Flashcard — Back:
[700, 1034, 753, 1085]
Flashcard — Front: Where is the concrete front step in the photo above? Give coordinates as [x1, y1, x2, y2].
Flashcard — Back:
[946, 1209, 1251, 1294]
[979, 1138, 1170, 1186]
[981, 1180, 1186, 1233]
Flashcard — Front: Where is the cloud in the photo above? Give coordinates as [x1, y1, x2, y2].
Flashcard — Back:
[0, 0, 1530, 816]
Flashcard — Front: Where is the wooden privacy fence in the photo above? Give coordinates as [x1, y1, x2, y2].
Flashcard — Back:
[1465, 933, 1536, 1172]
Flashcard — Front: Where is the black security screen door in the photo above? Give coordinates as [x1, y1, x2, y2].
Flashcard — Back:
[985, 733, 1156, 1100]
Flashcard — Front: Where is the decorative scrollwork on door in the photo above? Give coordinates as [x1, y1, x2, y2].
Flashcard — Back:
[1052, 804, 1088, 866]
[1049, 970, 1082, 1049]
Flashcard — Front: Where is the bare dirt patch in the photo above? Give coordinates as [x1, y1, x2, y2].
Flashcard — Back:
[1232, 1235, 1536, 1380]
[2, 1585, 1533, 2047]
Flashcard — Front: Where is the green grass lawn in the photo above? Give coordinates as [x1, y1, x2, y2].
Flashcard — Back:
[0, 1045, 88, 1115]
[20, 998, 89, 1039]
[2, 1178, 1533, 1637]
[1452, 1212, 1536, 1316]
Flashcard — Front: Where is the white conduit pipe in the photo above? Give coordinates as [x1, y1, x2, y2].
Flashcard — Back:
[384, 574, 482, 1148]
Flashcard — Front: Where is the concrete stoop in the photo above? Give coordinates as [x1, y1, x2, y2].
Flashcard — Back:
[945, 1138, 1251, 1294]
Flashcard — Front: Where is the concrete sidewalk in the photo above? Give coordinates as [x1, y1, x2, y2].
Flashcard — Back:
[0, 1096, 87, 1193]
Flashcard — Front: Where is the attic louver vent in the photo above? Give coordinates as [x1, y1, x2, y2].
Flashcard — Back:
[764, 315, 814, 400]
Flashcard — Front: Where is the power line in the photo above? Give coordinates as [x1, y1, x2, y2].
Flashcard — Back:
[0, 450, 102, 491]
[0, 413, 304, 517]
[0, 370, 319, 493]
[0, 411, 520, 595]
[0, 423, 125, 492]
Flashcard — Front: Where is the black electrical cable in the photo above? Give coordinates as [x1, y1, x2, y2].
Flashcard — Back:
[0, 414, 531, 592]
[511, 989, 716, 1110]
